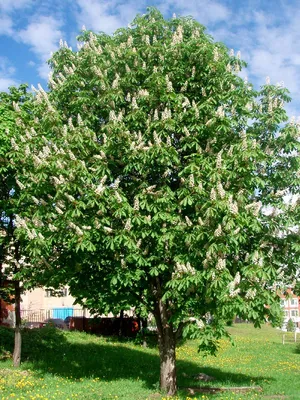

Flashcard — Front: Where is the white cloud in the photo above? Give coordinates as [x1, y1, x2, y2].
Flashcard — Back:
[0, 15, 13, 35]
[0, 77, 18, 91]
[74, 0, 146, 33]
[74, 0, 229, 34]
[0, 57, 18, 91]
[17, 16, 63, 78]
[160, 0, 230, 24]
[0, 0, 34, 12]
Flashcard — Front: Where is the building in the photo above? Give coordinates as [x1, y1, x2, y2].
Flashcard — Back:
[280, 290, 300, 331]
[21, 286, 91, 322]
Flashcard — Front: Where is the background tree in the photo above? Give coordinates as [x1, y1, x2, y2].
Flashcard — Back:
[0, 85, 32, 366]
[12, 9, 299, 394]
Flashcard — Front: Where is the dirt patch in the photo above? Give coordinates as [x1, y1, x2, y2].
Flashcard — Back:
[185, 385, 263, 395]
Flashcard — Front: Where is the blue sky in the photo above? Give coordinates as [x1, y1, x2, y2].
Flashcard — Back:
[0, 0, 299, 117]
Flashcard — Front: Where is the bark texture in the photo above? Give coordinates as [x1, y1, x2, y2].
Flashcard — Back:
[153, 280, 177, 396]
[13, 280, 21, 367]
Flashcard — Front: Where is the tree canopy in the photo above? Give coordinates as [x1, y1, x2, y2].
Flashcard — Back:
[8, 8, 300, 394]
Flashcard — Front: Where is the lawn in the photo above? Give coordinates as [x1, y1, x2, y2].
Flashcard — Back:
[0, 324, 299, 400]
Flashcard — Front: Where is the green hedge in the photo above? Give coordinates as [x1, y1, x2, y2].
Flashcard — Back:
[0, 326, 66, 360]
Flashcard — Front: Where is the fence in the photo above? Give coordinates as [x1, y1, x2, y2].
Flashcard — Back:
[19, 309, 140, 337]
[21, 308, 86, 323]
[282, 331, 298, 344]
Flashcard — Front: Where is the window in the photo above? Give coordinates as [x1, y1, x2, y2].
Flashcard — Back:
[284, 310, 289, 317]
[291, 310, 299, 317]
[290, 298, 298, 307]
[44, 288, 68, 297]
[280, 299, 285, 307]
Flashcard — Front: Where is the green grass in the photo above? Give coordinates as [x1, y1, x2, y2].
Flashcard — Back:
[0, 324, 299, 400]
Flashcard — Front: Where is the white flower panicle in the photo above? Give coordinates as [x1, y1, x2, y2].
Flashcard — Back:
[112, 177, 120, 190]
[65, 193, 75, 202]
[228, 195, 238, 215]
[182, 97, 191, 108]
[217, 182, 225, 199]
[49, 224, 58, 232]
[15, 215, 27, 229]
[115, 192, 122, 203]
[109, 110, 117, 122]
[124, 218, 131, 231]
[95, 184, 105, 195]
[185, 216, 193, 226]
[153, 131, 161, 145]
[133, 197, 139, 211]
[266, 76, 271, 85]
[77, 114, 83, 126]
[210, 188, 217, 201]
[31, 196, 39, 205]
[213, 47, 220, 62]
[215, 257, 225, 271]
[216, 106, 225, 118]
[171, 25, 183, 45]
[146, 185, 156, 193]
[161, 107, 171, 120]
[174, 261, 196, 276]
[216, 150, 223, 169]
[245, 201, 262, 217]
[16, 179, 25, 190]
[184, 126, 190, 137]
[245, 288, 256, 300]
[189, 174, 195, 188]
[11, 138, 19, 150]
[12, 101, 20, 112]
[137, 89, 149, 97]
[69, 222, 83, 236]
[181, 81, 188, 92]
[132, 97, 138, 109]
[214, 224, 222, 237]
[112, 73, 120, 89]
[166, 75, 173, 92]
[198, 217, 204, 226]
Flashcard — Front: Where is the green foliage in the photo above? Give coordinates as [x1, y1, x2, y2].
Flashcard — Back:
[0, 85, 33, 289]
[9, 8, 300, 358]
[286, 318, 296, 332]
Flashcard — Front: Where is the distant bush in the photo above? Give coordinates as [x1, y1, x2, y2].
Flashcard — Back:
[286, 318, 296, 332]
[0, 326, 14, 358]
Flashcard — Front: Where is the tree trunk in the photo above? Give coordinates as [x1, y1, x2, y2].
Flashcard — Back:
[141, 317, 148, 348]
[119, 309, 124, 337]
[154, 298, 177, 395]
[13, 280, 21, 367]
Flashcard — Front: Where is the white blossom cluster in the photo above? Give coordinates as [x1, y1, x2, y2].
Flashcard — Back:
[171, 25, 183, 45]
[245, 288, 257, 300]
[69, 222, 83, 236]
[214, 224, 222, 237]
[245, 201, 262, 217]
[228, 272, 241, 297]
[161, 107, 172, 120]
[216, 257, 226, 270]
[166, 75, 173, 92]
[228, 195, 238, 215]
[174, 261, 196, 276]
[188, 317, 205, 329]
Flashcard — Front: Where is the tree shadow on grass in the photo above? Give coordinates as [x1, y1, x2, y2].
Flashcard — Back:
[0, 327, 275, 391]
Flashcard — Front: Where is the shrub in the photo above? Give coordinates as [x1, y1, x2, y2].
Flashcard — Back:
[286, 318, 296, 332]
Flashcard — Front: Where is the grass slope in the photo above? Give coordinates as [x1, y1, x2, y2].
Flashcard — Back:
[0, 324, 299, 399]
